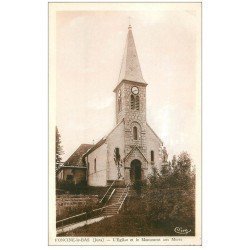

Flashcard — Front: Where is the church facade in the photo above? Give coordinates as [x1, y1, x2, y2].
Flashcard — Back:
[63, 25, 167, 187]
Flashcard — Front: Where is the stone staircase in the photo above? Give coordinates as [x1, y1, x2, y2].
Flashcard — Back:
[102, 187, 128, 216]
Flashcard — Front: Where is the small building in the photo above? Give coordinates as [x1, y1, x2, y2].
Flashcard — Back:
[57, 144, 92, 184]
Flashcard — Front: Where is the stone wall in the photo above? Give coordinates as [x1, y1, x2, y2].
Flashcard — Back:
[56, 195, 99, 217]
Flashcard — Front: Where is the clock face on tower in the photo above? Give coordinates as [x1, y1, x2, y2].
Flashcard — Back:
[131, 86, 139, 95]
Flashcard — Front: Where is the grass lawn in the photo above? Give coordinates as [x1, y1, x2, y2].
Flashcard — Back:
[58, 213, 192, 237]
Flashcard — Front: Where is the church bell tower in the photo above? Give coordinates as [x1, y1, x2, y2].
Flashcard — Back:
[113, 24, 148, 162]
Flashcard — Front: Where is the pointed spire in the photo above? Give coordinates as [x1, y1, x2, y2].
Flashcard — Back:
[117, 25, 146, 84]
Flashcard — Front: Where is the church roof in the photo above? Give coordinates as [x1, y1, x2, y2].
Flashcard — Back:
[82, 137, 106, 156]
[117, 25, 146, 85]
[64, 144, 92, 166]
[146, 123, 164, 145]
[82, 137, 107, 159]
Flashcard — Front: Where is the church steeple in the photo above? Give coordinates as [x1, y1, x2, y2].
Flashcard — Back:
[117, 25, 146, 84]
[114, 25, 148, 127]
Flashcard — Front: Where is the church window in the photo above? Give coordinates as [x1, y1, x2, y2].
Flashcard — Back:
[133, 126, 138, 140]
[135, 95, 140, 110]
[130, 95, 135, 109]
[115, 147, 120, 158]
[94, 158, 96, 173]
[151, 150, 154, 162]
[114, 147, 121, 163]
[131, 94, 139, 110]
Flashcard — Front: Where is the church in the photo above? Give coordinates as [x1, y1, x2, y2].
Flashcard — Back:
[58, 24, 167, 187]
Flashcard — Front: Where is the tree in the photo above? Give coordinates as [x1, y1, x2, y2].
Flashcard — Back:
[56, 126, 64, 172]
[176, 152, 192, 173]
[141, 152, 196, 234]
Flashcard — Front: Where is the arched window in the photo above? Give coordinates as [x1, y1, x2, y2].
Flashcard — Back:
[135, 95, 140, 110]
[118, 97, 121, 112]
[130, 95, 135, 109]
[133, 126, 138, 140]
[94, 158, 96, 173]
[151, 150, 154, 162]
[114, 147, 120, 162]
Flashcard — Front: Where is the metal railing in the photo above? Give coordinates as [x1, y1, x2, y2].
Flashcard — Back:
[56, 201, 122, 229]
[103, 188, 116, 208]
[99, 180, 116, 204]
[117, 184, 130, 213]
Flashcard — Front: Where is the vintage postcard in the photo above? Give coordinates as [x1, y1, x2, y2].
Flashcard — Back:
[49, 2, 201, 245]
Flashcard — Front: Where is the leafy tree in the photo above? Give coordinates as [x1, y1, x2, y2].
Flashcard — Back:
[56, 126, 64, 172]
[177, 152, 192, 173]
[139, 152, 196, 234]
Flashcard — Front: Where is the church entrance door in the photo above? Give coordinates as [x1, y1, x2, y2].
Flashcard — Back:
[130, 159, 142, 183]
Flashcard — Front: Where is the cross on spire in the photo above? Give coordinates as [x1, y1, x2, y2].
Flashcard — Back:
[128, 16, 132, 29]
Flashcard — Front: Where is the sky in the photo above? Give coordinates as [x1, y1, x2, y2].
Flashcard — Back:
[56, 7, 201, 167]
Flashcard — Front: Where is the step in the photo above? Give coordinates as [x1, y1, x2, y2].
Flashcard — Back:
[109, 198, 124, 201]
[109, 200, 122, 203]
[109, 201, 122, 204]
[104, 207, 120, 210]
[104, 206, 120, 209]
[113, 192, 126, 196]
[111, 195, 124, 198]
[104, 208, 119, 211]
[113, 192, 125, 195]
[111, 197, 124, 200]
[111, 196, 123, 199]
